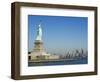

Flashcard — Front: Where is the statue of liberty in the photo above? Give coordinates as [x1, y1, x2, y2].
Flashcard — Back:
[35, 21, 42, 41]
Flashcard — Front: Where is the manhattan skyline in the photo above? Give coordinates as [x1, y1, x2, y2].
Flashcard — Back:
[28, 15, 88, 55]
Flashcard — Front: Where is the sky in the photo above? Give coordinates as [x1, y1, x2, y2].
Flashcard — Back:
[28, 15, 88, 55]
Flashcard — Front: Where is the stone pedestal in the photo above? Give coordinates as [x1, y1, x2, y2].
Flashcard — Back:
[33, 40, 44, 52]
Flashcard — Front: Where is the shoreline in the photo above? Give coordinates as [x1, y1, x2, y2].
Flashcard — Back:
[28, 58, 85, 63]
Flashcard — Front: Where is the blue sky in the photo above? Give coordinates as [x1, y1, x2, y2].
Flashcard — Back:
[28, 15, 88, 55]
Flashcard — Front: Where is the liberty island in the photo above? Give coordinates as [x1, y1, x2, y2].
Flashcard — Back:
[28, 21, 87, 66]
[28, 21, 59, 61]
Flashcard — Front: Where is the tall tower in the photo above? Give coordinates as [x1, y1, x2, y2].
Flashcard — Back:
[33, 21, 44, 53]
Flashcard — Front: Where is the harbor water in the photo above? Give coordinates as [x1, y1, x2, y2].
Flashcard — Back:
[28, 57, 87, 67]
